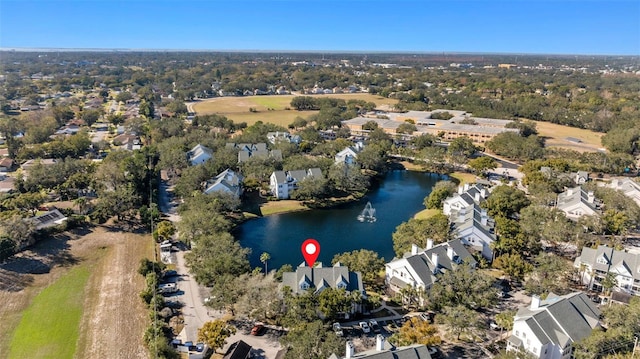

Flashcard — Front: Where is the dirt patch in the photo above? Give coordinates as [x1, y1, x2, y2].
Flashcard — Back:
[0, 223, 153, 359]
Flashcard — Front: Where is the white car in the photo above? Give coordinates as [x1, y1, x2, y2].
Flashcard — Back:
[359, 321, 371, 334]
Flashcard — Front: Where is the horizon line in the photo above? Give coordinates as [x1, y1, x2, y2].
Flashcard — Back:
[1, 47, 638, 57]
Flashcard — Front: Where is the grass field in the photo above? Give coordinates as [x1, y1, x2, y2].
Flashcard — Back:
[8, 265, 90, 359]
[191, 93, 398, 127]
[260, 200, 308, 216]
[534, 120, 604, 152]
[449, 171, 478, 185]
[414, 208, 441, 220]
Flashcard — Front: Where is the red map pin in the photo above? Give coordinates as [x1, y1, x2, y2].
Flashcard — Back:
[301, 238, 320, 267]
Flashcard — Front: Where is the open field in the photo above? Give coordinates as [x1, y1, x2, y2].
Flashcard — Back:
[0, 224, 152, 359]
[534, 121, 604, 152]
[191, 93, 397, 127]
[8, 265, 90, 359]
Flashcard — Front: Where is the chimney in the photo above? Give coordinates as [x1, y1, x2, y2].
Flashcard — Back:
[474, 192, 480, 202]
[431, 253, 439, 274]
[346, 341, 355, 358]
[530, 295, 541, 310]
[480, 188, 487, 198]
[458, 186, 464, 195]
[426, 239, 434, 250]
[411, 244, 419, 255]
[376, 334, 385, 351]
[447, 246, 454, 261]
[587, 191, 595, 203]
[463, 183, 470, 192]
[567, 188, 574, 196]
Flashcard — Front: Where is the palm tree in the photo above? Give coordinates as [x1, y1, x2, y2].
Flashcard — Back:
[73, 196, 88, 215]
[260, 252, 271, 274]
[602, 272, 618, 296]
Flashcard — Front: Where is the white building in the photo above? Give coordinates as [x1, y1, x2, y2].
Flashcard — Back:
[385, 239, 475, 296]
[442, 183, 488, 216]
[449, 203, 496, 261]
[555, 186, 599, 220]
[507, 292, 600, 359]
[608, 178, 640, 207]
[335, 142, 365, 165]
[187, 144, 213, 166]
[329, 335, 433, 359]
[203, 169, 244, 199]
[269, 168, 323, 199]
[574, 244, 640, 296]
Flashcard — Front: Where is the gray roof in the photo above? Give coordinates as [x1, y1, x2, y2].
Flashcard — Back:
[204, 168, 244, 196]
[272, 170, 287, 183]
[330, 344, 432, 359]
[450, 203, 496, 241]
[576, 244, 640, 280]
[223, 340, 252, 359]
[391, 239, 476, 288]
[556, 186, 598, 213]
[515, 292, 600, 347]
[282, 263, 364, 295]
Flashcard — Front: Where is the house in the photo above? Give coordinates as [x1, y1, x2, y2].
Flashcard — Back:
[507, 292, 600, 359]
[385, 239, 475, 296]
[574, 244, 640, 296]
[328, 335, 433, 359]
[335, 142, 364, 165]
[203, 169, 244, 198]
[269, 168, 322, 199]
[442, 183, 488, 216]
[282, 262, 365, 315]
[187, 144, 213, 166]
[608, 178, 640, 207]
[227, 143, 282, 163]
[0, 176, 15, 193]
[30, 208, 68, 231]
[267, 131, 301, 145]
[223, 340, 252, 359]
[449, 203, 496, 261]
[0, 157, 14, 172]
[540, 167, 589, 185]
[555, 187, 599, 220]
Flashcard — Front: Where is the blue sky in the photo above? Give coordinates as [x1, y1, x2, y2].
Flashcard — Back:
[1, 0, 639, 55]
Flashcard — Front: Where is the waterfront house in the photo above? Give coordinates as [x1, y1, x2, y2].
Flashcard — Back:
[269, 168, 322, 199]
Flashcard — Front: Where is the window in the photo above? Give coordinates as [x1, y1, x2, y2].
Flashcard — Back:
[515, 331, 519, 337]
[597, 256, 608, 265]
[300, 282, 309, 290]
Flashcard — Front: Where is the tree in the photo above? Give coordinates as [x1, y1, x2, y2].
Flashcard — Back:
[392, 215, 451, 257]
[397, 122, 417, 134]
[331, 249, 384, 288]
[482, 185, 530, 218]
[601, 272, 618, 295]
[291, 176, 328, 200]
[235, 272, 283, 322]
[73, 196, 89, 215]
[362, 120, 379, 131]
[154, 221, 176, 242]
[468, 156, 498, 176]
[197, 320, 236, 353]
[317, 288, 353, 321]
[260, 252, 271, 274]
[185, 232, 250, 286]
[495, 310, 516, 331]
[493, 253, 532, 282]
[81, 109, 102, 126]
[328, 163, 369, 194]
[427, 261, 498, 311]
[424, 180, 457, 209]
[441, 305, 481, 340]
[390, 316, 441, 346]
[281, 321, 345, 359]
[524, 252, 572, 296]
[448, 136, 477, 159]
[0, 237, 16, 262]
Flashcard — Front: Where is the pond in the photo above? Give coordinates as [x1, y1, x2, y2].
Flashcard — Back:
[234, 170, 444, 270]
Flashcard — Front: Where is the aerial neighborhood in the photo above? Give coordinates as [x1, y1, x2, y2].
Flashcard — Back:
[0, 50, 639, 359]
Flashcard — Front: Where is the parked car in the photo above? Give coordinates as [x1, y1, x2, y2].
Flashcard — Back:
[251, 324, 265, 336]
[420, 311, 435, 323]
[163, 270, 178, 278]
[333, 322, 344, 336]
[369, 319, 381, 333]
[359, 321, 371, 334]
[490, 321, 501, 331]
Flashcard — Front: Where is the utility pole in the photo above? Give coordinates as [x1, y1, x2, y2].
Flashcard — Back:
[632, 336, 638, 358]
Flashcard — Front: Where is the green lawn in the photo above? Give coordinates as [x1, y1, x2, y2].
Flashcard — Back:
[260, 200, 308, 216]
[8, 265, 90, 359]
[449, 171, 478, 186]
[414, 208, 441, 220]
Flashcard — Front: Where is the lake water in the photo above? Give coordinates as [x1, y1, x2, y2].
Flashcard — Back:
[234, 170, 444, 270]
